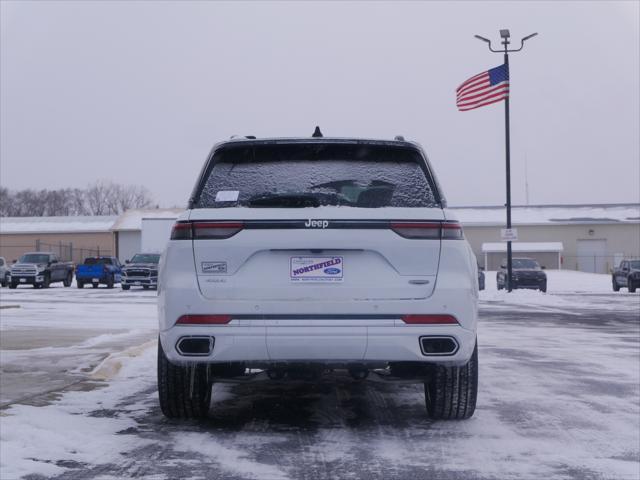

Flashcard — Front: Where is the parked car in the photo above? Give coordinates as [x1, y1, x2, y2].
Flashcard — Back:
[76, 256, 123, 289]
[496, 257, 547, 292]
[8, 252, 74, 289]
[157, 134, 479, 420]
[612, 259, 640, 293]
[121, 253, 160, 290]
[0, 257, 9, 287]
[478, 266, 485, 291]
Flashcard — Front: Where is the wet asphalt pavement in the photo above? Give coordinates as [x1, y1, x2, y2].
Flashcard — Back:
[7, 292, 637, 480]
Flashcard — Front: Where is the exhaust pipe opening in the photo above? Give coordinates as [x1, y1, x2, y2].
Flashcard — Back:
[419, 336, 459, 356]
[176, 336, 214, 356]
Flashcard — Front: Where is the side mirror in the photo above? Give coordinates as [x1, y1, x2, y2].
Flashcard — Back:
[541, 266, 546, 270]
[125, 259, 130, 264]
[12, 259, 17, 263]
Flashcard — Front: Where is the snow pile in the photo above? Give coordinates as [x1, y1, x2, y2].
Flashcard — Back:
[0, 344, 158, 479]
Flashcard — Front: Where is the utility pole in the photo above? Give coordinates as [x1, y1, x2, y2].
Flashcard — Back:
[473, 29, 538, 292]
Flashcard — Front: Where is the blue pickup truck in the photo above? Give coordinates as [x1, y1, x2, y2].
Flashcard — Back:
[76, 256, 123, 289]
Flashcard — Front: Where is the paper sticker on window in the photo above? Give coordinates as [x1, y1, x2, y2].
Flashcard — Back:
[215, 190, 239, 202]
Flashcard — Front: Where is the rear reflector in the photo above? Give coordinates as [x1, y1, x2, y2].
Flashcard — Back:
[171, 221, 244, 240]
[401, 314, 459, 324]
[390, 221, 463, 240]
[176, 314, 233, 325]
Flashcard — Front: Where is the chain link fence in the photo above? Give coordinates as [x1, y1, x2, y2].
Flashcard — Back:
[2, 241, 113, 265]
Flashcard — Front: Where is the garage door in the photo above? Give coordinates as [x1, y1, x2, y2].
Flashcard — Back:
[576, 239, 607, 273]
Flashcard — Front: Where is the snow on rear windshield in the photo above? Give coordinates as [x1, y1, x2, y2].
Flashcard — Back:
[196, 144, 438, 208]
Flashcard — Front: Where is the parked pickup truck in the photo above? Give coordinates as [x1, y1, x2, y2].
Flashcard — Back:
[121, 253, 160, 290]
[76, 256, 123, 289]
[612, 259, 640, 293]
[9, 252, 74, 289]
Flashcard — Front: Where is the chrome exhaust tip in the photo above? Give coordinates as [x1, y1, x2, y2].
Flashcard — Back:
[176, 336, 214, 356]
[419, 336, 459, 356]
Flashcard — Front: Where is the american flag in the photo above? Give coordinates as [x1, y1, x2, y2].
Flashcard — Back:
[456, 64, 509, 111]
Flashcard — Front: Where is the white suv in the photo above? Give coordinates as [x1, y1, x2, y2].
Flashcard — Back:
[158, 135, 479, 420]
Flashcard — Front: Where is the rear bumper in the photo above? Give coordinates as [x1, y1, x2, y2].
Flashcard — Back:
[77, 274, 109, 283]
[160, 319, 476, 367]
[161, 323, 475, 367]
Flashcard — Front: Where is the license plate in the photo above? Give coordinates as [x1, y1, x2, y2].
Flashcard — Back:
[19, 278, 26, 283]
[92, 278, 99, 283]
[290, 256, 343, 283]
[134, 281, 141, 285]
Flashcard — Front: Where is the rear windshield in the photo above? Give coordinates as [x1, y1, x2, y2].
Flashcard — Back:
[84, 257, 112, 265]
[195, 144, 439, 208]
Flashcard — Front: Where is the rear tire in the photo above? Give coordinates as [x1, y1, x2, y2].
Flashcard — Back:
[63, 272, 72, 287]
[9, 282, 17, 289]
[157, 340, 212, 418]
[629, 279, 637, 293]
[539, 282, 547, 293]
[121, 284, 130, 291]
[77, 281, 84, 289]
[612, 277, 620, 292]
[92, 282, 99, 289]
[106, 275, 114, 289]
[424, 341, 478, 420]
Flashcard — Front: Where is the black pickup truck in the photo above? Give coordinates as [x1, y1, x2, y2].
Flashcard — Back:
[612, 259, 640, 293]
[9, 252, 74, 289]
[496, 257, 547, 292]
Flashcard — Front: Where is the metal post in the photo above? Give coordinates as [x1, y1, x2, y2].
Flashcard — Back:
[503, 44, 513, 292]
[472, 30, 537, 293]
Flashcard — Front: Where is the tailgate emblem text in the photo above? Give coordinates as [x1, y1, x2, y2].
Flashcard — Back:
[305, 219, 329, 229]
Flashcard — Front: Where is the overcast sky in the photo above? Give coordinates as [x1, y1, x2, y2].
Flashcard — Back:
[1, 1, 638, 208]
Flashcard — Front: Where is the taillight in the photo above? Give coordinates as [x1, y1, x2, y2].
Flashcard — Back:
[401, 314, 459, 324]
[170, 221, 244, 240]
[176, 314, 233, 325]
[170, 222, 192, 240]
[390, 221, 463, 240]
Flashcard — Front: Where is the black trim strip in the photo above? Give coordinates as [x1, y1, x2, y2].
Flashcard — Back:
[187, 219, 453, 230]
[232, 314, 400, 320]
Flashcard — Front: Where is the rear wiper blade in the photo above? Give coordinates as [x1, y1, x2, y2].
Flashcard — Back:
[247, 193, 321, 208]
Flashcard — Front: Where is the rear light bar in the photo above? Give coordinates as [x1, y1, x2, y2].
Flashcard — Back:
[176, 314, 233, 325]
[171, 221, 244, 240]
[401, 314, 459, 324]
[390, 221, 463, 240]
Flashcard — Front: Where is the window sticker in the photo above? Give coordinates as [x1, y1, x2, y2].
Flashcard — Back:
[215, 190, 239, 202]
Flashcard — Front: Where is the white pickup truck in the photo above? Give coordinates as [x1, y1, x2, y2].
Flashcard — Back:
[157, 135, 479, 420]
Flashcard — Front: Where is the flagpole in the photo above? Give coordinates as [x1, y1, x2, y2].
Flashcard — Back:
[503, 36, 513, 292]
[472, 30, 538, 293]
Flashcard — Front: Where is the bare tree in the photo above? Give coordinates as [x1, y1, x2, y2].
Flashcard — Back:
[85, 180, 113, 215]
[0, 181, 154, 217]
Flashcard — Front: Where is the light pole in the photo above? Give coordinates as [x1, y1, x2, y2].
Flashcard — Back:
[474, 29, 537, 292]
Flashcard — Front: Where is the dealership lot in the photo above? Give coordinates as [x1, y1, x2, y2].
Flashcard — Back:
[1, 273, 638, 480]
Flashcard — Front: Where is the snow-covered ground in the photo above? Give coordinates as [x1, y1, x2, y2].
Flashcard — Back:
[0, 273, 638, 480]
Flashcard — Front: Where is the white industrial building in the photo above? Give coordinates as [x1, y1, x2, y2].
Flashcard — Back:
[110, 209, 184, 261]
[1, 204, 638, 273]
[452, 204, 640, 273]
